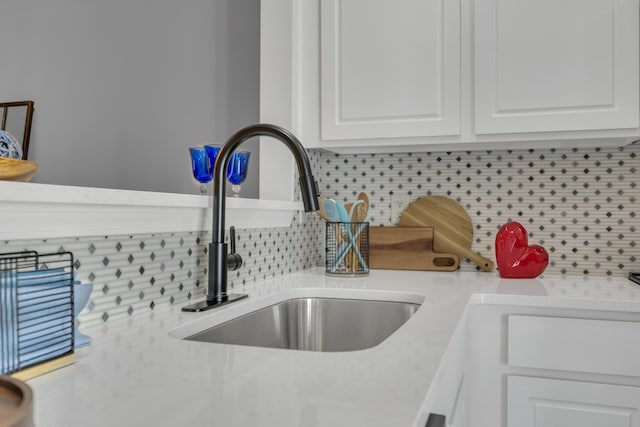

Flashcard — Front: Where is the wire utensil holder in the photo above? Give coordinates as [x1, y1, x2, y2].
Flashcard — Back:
[0, 251, 74, 375]
[325, 222, 369, 276]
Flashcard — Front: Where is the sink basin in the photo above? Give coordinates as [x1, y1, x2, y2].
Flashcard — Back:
[181, 294, 421, 352]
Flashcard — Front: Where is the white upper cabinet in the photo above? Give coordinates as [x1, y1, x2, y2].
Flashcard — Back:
[261, 0, 640, 152]
[320, 0, 460, 140]
[474, 0, 639, 134]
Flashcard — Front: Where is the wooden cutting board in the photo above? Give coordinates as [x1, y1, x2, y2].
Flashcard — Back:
[369, 226, 459, 271]
[399, 196, 494, 271]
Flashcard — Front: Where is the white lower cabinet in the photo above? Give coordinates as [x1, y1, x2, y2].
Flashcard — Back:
[505, 315, 640, 427]
[508, 376, 640, 427]
[465, 305, 640, 427]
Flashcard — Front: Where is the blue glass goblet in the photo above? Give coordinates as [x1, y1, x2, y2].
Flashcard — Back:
[189, 147, 211, 194]
[226, 151, 251, 197]
[204, 145, 221, 176]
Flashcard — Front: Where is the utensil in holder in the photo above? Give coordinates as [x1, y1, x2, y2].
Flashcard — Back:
[325, 222, 369, 276]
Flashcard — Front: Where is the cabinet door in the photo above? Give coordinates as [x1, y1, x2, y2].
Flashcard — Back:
[475, 0, 639, 134]
[320, 0, 460, 141]
[508, 376, 640, 427]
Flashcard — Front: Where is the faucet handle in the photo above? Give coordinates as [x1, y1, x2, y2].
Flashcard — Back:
[229, 226, 237, 253]
[227, 226, 242, 270]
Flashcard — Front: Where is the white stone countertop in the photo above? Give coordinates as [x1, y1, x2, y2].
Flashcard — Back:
[26, 268, 640, 427]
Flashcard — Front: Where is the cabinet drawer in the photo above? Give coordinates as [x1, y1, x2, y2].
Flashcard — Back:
[508, 315, 640, 377]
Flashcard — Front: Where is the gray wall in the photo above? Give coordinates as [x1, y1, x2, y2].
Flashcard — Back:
[0, 0, 260, 196]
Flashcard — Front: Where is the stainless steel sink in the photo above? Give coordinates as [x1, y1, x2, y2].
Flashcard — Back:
[184, 297, 421, 352]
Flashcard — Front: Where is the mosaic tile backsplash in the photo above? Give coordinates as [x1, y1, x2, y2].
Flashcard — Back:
[2, 143, 639, 325]
[314, 144, 639, 277]
[1, 220, 323, 328]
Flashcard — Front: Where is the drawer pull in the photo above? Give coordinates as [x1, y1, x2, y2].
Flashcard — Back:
[425, 413, 446, 427]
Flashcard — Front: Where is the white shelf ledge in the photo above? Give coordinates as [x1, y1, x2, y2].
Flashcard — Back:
[0, 181, 302, 240]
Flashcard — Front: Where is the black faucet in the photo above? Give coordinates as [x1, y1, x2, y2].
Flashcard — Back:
[182, 124, 319, 312]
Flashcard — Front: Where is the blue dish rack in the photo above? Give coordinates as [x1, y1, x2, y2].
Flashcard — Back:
[0, 251, 74, 375]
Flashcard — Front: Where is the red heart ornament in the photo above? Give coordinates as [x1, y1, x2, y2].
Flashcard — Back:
[495, 222, 548, 278]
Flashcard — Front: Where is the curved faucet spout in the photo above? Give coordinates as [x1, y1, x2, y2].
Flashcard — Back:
[183, 123, 320, 312]
[212, 124, 319, 243]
